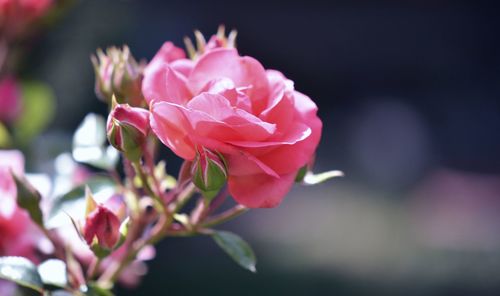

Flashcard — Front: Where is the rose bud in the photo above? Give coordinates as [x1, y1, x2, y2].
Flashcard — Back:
[191, 148, 228, 199]
[82, 189, 121, 255]
[107, 103, 150, 161]
[91, 46, 145, 106]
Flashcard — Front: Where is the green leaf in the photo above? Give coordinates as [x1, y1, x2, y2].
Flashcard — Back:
[37, 259, 67, 289]
[0, 257, 44, 293]
[211, 231, 257, 272]
[12, 174, 44, 227]
[46, 177, 115, 229]
[302, 170, 344, 185]
[13, 81, 55, 144]
[294, 165, 308, 183]
[0, 122, 12, 148]
[72, 113, 119, 170]
[84, 283, 115, 296]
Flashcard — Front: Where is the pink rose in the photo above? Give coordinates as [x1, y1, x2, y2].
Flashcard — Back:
[0, 150, 42, 261]
[0, 76, 22, 123]
[143, 42, 322, 208]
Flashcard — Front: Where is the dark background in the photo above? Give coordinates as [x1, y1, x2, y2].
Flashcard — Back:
[31, 0, 500, 295]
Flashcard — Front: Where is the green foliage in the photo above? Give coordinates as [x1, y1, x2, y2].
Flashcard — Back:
[73, 114, 119, 170]
[37, 259, 67, 289]
[0, 257, 44, 293]
[0, 122, 12, 147]
[211, 231, 257, 273]
[12, 174, 44, 227]
[84, 283, 115, 296]
[13, 81, 55, 145]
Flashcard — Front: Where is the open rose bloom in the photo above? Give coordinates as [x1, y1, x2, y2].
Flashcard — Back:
[0, 26, 334, 296]
[144, 40, 322, 208]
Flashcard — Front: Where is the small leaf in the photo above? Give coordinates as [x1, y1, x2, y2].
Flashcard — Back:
[302, 170, 344, 185]
[37, 259, 67, 289]
[46, 177, 115, 229]
[115, 217, 130, 249]
[211, 231, 257, 272]
[173, 213, 190, 227]
[0, 257, 44, 293]
[0, 122, 12, 147]
[72, 114, 119, 170]
[294, 165, 308, 183]
[12, 174, 44, 227]
[85, 186, 98, 217]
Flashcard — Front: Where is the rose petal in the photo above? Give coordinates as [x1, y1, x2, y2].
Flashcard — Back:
[228, 172, 296, 208]
[227, 122, 311, 148]
[150, 101, 196, 160]
[170, 59, 194, 78]
[225, 151, 279, 178]
[187, 48, 269, 114]
[186, 93, 276, 142]
[257, 99, 322, 174]
[148, 41, 186, 66]
[142, 63, 192, 104]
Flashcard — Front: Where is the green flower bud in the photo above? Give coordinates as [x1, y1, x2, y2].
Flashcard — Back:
[191, 148, 228, 199]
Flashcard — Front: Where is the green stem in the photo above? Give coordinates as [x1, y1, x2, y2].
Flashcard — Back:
[97, 182, 197, 288]
[131, 160, 166, 213]
[201, 205, 249, 228]
[86, 257, 102, 281]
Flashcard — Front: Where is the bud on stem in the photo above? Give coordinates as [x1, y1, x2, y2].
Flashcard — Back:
[107, 103, 150, 161]
[91, 46, 145, 106]
[82, 188, 121, 257]
[191, 148, 228, 200]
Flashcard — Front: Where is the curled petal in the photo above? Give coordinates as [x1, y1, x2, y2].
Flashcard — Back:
[187, 48, 269, 114]
[147, 41, 186, 66]
[150, 101, 196, 160]
[142, 63, 192, 104]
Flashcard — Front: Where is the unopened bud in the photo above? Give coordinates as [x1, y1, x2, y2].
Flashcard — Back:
[107, 103, 150, 161]
[83, 204, 121, 252]
[191, 148, 227, 198]
[12, 173, 44, 227]
[91, 46, 145, 106]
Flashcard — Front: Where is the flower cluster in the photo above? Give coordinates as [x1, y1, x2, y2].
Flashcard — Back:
[0, 25, 336, 296]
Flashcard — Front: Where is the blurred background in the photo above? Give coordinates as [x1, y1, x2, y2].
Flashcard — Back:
[24, 0, 500, 295]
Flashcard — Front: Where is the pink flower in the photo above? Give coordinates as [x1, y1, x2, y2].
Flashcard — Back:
[143, 42, 322, 208]
[0, 76, 22, 123]
[0, 0, 53, 38]
[0, 150, 42, 261]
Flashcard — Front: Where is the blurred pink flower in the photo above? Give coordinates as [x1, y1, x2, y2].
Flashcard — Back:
[0, 150, 42, 262]
[0, 0, 53, 38]
[410, 169, 500, 251]
[144, 42, 322, 208]
[0, 76, 22, 123]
